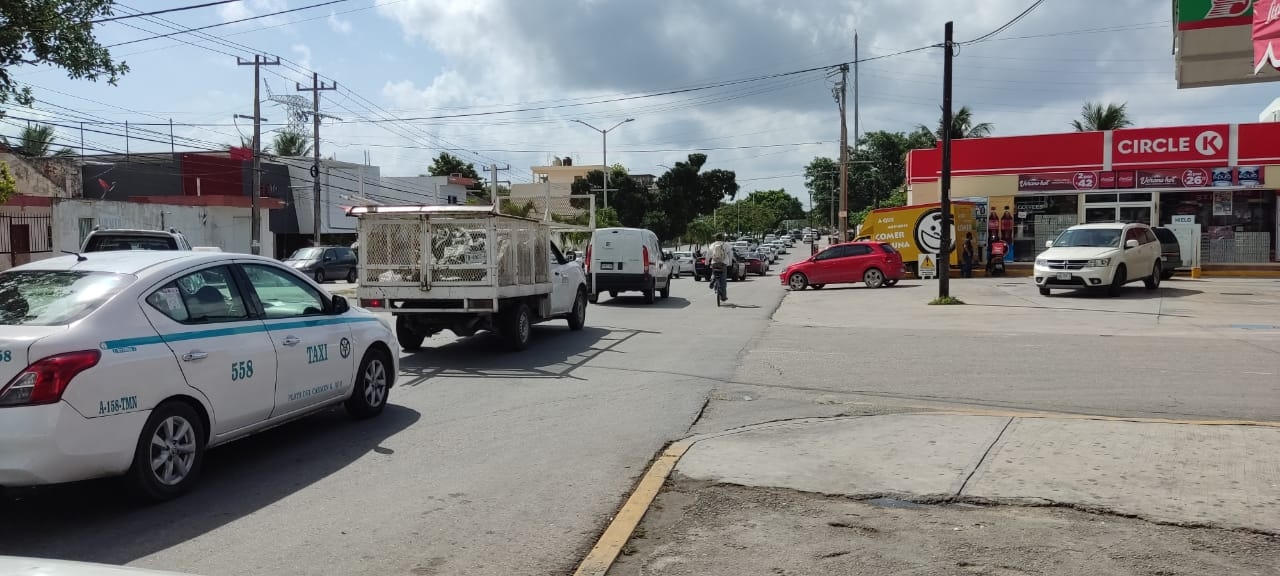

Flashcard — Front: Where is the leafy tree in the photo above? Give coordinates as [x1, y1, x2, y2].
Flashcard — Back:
[572, 167, 651, 229]
[804, 156, 840, 227]
[225, 135, 253, 150]
[744, 189, 803, 230]
[1, 123, 73, 157]
[686, 216, 717, 247]
[1072, 101, 1132, 132]
[917, 105, 993, 142]
[270, 132, 312, 157]
[654, 153, 738, 240]
[0, 162, 15, 204]
[1, 1, 128, 117]
[849, 186, 907, 231]
[428, 152, 482, 181]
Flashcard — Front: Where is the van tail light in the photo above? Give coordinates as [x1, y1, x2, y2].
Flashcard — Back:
[0, 350, 101, 407]
[642, 246, 651, 277]
[585, 244, 592, 273]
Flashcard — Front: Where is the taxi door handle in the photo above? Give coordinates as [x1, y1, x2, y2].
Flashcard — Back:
[182, 351, 209, 362]
[281, 336, 301, 347]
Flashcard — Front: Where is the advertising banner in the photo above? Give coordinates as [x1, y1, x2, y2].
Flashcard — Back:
[1255, 0, 1280, 73]
[1017, 171, 1101, 192]
[1179, 0, 1256, 30]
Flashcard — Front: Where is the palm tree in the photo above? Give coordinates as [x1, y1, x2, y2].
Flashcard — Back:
[917, 106, 994, 143]
[2, 124, 75, 157]
[1072, 101, 1132, 132]
[269, 132, 312, 157]
[225, 135, 253, 150]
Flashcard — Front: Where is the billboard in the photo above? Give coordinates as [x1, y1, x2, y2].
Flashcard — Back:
[1175, 0, 1280, 88]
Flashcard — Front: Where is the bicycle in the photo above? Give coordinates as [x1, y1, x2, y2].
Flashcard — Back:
[710, 265, 727, 306]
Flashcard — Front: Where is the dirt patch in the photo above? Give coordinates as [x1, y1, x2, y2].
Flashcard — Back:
[607, 477, 1280, 576]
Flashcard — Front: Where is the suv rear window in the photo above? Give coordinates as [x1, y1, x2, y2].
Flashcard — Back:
[84, 235, 178, 252]
[0, 270, 133, 326]
[1153, 228, 1178, 243]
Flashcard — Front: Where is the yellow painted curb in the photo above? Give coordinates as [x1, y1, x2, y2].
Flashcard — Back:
[572, 440, 692, 576]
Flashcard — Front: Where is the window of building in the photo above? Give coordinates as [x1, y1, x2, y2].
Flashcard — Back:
[1004, 195, 1080, 262]
[1159, 190, 1276, 264]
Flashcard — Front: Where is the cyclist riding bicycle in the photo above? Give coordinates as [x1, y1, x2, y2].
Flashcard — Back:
[707, 233, 730, 302]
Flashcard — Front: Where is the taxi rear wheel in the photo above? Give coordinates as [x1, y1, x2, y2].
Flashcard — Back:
[129, 401, 206, 502]
[346, 348, 392, 419]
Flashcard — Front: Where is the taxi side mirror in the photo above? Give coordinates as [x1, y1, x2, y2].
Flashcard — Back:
[332, 294, 350, 314]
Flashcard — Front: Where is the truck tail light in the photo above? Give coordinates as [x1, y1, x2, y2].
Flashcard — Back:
[642, 246, 651, 277]
[0, 350, 101, 407]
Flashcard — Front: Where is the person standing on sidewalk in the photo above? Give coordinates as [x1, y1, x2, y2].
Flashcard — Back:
[961, 232, 976, 278]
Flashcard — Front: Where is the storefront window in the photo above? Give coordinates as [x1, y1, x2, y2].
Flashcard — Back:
[1159, 190, 1276, 264]
[1000, 195, 1079, 262]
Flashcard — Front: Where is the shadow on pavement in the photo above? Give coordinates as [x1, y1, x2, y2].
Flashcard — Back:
[0, 404, 420, 565]
[1049, 286, 1204, 299]
[601, 296, 692, 309]
[396, 325, 655, 384]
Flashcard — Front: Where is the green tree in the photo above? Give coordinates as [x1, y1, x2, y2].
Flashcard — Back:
[804, 156, 839, 227]
[744, 189, 803, 230]
[1, 123, 74, 157]
[849, 186, 907, 231]
[269, 132, 312, 157]
[1, 1, 128, 117]
[918, 105, 993, 142]
[225, 135, 253, 150]
[1072, 101, 1132, 132]
[653, 153, 738, 241]
[0, 162, 16, 204]
[572, 167, 651, 229]
[848, 130, 935, 210]
[686, 216, 717, 247]
[428, 152, 482, 181]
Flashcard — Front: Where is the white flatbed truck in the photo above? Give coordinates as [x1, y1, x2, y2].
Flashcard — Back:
[349, 203, 593, 351]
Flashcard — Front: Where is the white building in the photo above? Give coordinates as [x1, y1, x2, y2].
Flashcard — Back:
[52, 196, 277, 256]
[1261, 97, 1280, 122]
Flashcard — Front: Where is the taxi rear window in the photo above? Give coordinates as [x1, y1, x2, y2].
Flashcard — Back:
[0, 270, 133, 326]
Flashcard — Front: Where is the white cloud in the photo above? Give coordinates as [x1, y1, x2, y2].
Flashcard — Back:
[217, 0, 289, 27]
[350, 0, 1280, 201]
[328, 11, 353, 35]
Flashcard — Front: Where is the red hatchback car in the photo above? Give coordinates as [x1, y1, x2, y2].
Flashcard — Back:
[781, 241, 905, 290]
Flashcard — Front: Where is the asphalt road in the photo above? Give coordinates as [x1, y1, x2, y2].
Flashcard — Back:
[0, 256, 792, 576]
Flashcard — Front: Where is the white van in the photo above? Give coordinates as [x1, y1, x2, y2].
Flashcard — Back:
[586, 227, 674, 304]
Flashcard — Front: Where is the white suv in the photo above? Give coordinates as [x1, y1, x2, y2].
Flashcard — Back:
[1034, 222, 1163, 297]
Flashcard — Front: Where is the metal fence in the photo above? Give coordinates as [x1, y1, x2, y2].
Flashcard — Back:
[0, 214, 52, 255]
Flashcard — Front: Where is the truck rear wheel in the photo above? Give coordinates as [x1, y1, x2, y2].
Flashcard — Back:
[502, 303, 532, 351]
[568, 288, 587, 331]
[396, 316, 425, 351]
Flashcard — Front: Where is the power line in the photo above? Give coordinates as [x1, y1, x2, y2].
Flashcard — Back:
[92, 0, 242, 23]
[960, 0, 1049, 45]
[106, 0, 354, 47]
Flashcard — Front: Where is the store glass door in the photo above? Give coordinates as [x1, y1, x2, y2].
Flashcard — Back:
[1118, 205, 1152, 224]
[1085, 207, 1116, 223]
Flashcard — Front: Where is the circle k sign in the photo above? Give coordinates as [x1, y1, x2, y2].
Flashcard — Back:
[1113, 126, 1229, 164]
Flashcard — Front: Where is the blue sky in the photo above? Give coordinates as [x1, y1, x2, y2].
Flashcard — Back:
[6, 0, 1280, 206]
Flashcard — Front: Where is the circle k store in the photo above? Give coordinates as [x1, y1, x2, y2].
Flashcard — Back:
[905, 122, 1280, 275]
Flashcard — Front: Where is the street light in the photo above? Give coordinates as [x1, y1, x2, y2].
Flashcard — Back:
[572, 118, 634, 210]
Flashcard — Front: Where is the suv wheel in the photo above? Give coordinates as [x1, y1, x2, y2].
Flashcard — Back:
[1144, 261, 1162, 290]
[1107, 264, 1127, 297]
[314, 269, 326, 284]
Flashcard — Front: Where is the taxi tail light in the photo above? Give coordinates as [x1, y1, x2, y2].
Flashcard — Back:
[584, 244, 592, 273]
[0, 350, 101, 407]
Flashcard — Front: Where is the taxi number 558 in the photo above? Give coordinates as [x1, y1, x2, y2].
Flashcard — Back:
[231, 360, 255, 381]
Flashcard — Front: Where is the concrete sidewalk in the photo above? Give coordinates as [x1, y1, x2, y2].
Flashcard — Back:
[601, 414, 1280, 575]
[675, 413, 1280, 533]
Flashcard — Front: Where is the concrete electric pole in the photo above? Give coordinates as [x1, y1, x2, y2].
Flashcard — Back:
[296, 72, 339, 246]
[237, 55, 280, 255]
[486, 164, 509, 205]
[939, 21, 955, 298]
[832, 63, 850, 243]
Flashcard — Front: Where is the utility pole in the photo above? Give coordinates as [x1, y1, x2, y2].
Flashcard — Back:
[572, 118, 633, 210]
[296, 72, 338, 246]
[939, 21, 955, 298]
[854, 31, 860, 154]
[833, 63, 850, 243]
[238, 55, 280, 255]
[486, 164, 509, 205]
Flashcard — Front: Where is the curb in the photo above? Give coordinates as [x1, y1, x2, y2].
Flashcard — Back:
[571, 440, 692, 576]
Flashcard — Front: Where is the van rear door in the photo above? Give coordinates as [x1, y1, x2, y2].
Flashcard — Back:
[591, 229, 644, 274]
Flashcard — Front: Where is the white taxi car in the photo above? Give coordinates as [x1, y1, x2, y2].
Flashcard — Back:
[0, 251, 398, 501]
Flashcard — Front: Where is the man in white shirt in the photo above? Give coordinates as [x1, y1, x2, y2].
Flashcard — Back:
[706, 233, 730, 301]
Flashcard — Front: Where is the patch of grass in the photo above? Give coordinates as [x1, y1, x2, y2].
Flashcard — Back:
[620, 544, 638, 556]
[928, 296, 966, 305]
